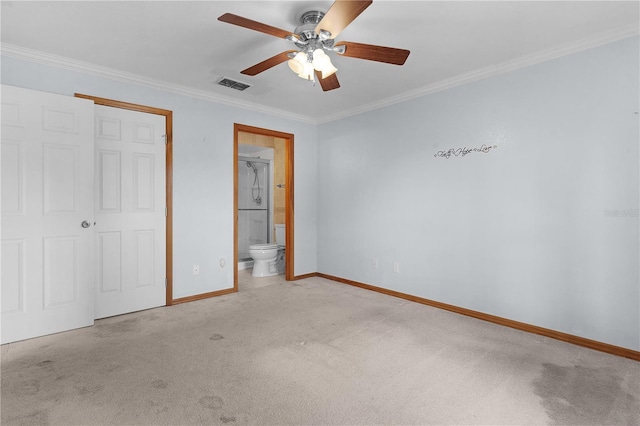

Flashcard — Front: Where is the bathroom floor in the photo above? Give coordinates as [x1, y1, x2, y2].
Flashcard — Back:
[238, 269, 285, 292]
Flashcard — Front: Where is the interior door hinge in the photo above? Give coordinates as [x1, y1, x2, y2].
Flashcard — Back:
[165, 207, 168, 217]
[163, 134, 167, 144]
[165, 278, 167, 288]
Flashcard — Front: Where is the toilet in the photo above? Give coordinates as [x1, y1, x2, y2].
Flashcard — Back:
[249, 224, 285, 277]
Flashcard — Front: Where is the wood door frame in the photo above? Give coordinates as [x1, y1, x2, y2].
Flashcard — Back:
[234, 123, 294, 290]
[74, 94, 174, 305]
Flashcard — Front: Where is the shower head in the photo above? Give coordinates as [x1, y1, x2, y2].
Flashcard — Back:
[246, 161, 258, 173]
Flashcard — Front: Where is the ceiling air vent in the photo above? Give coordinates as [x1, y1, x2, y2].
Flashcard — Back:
[216, 77, 251, 91]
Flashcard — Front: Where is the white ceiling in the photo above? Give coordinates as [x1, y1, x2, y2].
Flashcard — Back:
[2, 1, 638, 123]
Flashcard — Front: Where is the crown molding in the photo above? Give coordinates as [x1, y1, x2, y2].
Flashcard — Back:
[2, 21, 638, 126]
[316, 23, 639, 124]
[0, 43, 316, 125]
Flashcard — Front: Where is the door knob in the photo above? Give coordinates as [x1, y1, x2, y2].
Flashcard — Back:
[81, 220, 91, 228]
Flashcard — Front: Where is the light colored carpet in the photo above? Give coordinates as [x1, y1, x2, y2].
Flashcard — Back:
[2, 271, 639, 425]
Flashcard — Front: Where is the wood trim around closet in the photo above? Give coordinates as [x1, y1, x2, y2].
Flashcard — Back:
[74, 93, 175, 305]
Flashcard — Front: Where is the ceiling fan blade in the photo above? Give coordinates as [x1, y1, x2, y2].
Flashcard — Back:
[315, 70, 341, 91]
[241, 51, 297, 76]
[315, 0, 373, 39]
[218, 13, 293, 39]
[335, 41, 410, 65]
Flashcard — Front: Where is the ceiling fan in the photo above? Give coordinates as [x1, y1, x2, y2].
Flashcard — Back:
[218, 0, 410, 92]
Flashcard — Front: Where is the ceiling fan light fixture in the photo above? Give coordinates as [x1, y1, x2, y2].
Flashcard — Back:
[294, 51, 307, 63]
[312, 49, 338, 79]
[288, 51, 307, 74]
[287, 59, 303, 75]
[320, 63, 338, 79]
[298, 61, 315, 81]
[312, 48, 327, 66]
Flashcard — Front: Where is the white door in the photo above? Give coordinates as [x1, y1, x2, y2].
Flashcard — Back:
[94, 105, 166, 319]
[1, 85, 95, 344]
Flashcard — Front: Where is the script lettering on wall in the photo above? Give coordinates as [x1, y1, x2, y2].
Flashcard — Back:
[434, 144, 498, 159]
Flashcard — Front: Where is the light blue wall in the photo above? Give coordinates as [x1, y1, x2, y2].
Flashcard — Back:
[3, 36, 638, 351]
[317, 36, 640, 350]
[1, 56, 318, 299]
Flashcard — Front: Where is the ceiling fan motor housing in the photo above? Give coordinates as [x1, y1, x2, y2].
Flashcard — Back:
[293, 10, 335, 53]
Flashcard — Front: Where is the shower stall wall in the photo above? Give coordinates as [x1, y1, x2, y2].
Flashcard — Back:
[238, 157, 270, 261]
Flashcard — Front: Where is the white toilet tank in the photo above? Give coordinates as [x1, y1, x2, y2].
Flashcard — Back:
[274, 224, 285, 246]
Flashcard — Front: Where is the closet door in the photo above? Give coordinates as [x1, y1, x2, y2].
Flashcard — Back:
[93, 105, 166, 319]
[1, 85, 95, 344]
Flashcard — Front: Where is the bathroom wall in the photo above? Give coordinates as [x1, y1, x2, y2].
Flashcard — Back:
[317, 36, 640, 350]
[238, 132, 286, 227]
[1, 55, 318, 299]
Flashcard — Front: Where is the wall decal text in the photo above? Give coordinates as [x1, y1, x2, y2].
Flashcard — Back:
[434, 144, 498, 159]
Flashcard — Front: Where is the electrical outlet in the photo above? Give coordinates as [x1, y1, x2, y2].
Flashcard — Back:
[372, 258, 379, 269]
[393, 262, 400, 273]
[193, 264, 200, 276]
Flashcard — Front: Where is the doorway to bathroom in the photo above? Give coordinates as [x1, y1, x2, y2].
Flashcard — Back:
[233, 124, 294, 291]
